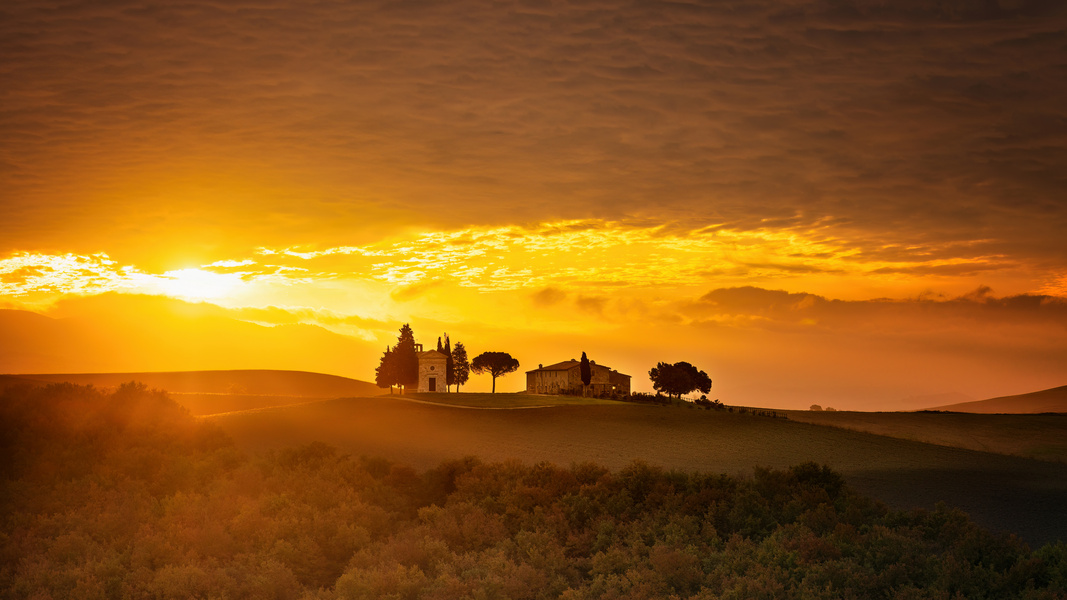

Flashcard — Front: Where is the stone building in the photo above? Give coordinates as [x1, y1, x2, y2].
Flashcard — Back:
[416, 349, 448, 392]
[525, 359, 631, 395]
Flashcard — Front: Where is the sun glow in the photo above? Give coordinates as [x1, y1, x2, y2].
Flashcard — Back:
[0, 220, 1039, 313]
[157, 268, 244, 301]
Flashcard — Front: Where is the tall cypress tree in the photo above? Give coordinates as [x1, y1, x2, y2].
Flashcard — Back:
[375, 346, 397, 394]
[444, 335, 454, 392]
[451, 341, 470, 392]
[394, 324, 419, 393]
[580, 351, 592, 396]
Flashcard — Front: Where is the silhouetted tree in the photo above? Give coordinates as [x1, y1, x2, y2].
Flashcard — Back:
[648, 361, 712, 398]
[374, 346, 397, 393]
[393, 324, 419, 393]
[693, 369, 712, 395]
[471, 351, 520, 393]
[580, 351, 591, 396]
[444, 335, 454, 392]
[810, 404, 823, 411]
[451, 342, 470, 392]
[649, 362, 684, 398]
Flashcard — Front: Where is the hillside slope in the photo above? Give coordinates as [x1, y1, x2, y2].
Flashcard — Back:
[782, 409, 1067, 462]
[0, 370, 383, 416]
[2, 369, 379, 397]
[932, 384, 1067, 413]
[207, 397, 1067, 547]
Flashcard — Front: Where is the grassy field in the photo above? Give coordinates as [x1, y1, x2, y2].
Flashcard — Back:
[206, 395, 1067, 548]
[168, 391, 620, 415]
[783, 409, 1067, 463]
[168, 392, 335, 416]
[394, 391, 622, 408]
[0, 369, 380, 397]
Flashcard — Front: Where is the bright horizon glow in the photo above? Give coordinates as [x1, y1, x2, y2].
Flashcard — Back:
[2, 219, 1066, 411]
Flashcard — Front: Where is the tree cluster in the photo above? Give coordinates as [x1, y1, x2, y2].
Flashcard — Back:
[374, 324, 523, 394]
[648, 361, 712, 398]
[376, 325, 471, 393]
[3, 382, 1066, 600]
[437, 336, 456, 391]
[375, 323, 419, 393]
[451, 341, 470, 391]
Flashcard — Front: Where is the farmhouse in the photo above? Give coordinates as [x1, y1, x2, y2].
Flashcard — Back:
[526, 359, 631, 395]
[416, 349, 448, 392]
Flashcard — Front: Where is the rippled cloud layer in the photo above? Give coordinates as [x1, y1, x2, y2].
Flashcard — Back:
[3, 0, 1066, 273]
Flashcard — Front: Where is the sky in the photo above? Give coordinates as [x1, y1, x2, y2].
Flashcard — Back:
[2, 0, 1066, 409]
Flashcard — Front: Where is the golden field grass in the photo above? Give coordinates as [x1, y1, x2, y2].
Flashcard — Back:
[204, 395, 1067, 547]
[167, 392, 334, 416]
[159, 391, 619, 416]
[0, 369, 380, 398]
[781, 409, 1067, 463]
[395, 392, 622, 408]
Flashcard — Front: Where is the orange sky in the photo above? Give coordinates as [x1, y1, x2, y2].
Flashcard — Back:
[2, 1, 1066, 409]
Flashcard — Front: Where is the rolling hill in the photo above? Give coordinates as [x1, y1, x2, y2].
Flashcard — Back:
[931, 384, 1067, 413]
[206, 396, 1067, 547]
[1, 369, 380, 397]
[0, 369, 383, 415]
[782, 408, 1067, 462]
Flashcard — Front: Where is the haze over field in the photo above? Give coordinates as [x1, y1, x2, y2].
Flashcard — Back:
[3, 1, 1067, 409]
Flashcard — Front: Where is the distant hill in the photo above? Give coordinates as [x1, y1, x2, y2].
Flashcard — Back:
[898, 391, 975, 411]
[0, 369, 381, 398]
[931, 385, 1067, 414]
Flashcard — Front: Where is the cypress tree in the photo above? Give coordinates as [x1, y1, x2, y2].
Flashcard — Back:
[375, 346, 397, 394]
[451, 342, 470, 392]
[444, 335, 454, 392]
[394, 324, 419, 393]
[580, 351, 592, 395]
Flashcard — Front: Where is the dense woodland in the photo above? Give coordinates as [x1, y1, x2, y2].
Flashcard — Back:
[2, 384, 1066, 599]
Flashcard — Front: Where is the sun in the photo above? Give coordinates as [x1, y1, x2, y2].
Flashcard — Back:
[158, 268, 244, 301]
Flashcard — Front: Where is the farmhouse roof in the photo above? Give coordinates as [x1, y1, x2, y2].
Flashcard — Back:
[526, 360, 629, 377]
[416, 350, 448, 359]
[526, 360, 580, 373]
